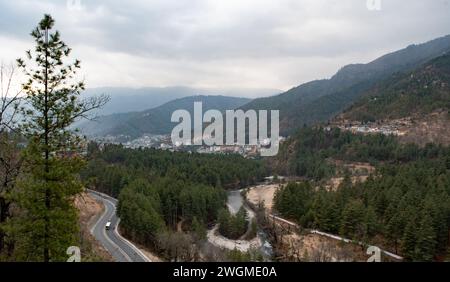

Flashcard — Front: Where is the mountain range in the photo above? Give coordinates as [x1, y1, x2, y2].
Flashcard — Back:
[79, 34, 450, 140]
[82, 86, 279, 116]
[78, 95, 251, 138]
[340, 52, 450, 122]
[241, 34, 450, 136]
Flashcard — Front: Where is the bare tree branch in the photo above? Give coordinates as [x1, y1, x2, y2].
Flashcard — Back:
[0, 62, 23, 134]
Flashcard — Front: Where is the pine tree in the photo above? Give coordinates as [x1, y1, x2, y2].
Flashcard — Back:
[364, 206, 378, 239]
[218, 208, 231, 237]
[339, 200, 365, 239]
[312, 192, 338, 233]
[401, 219, 417, 261]
[13, 14, 107, 261]
[191, 217, 206, 241]
[386, 214, 403, 255]
[415, 211, 437, 262]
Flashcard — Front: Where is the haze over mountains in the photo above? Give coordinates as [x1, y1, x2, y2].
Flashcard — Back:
[82, 87, 280, 116]
[78, 34, 450, 140]
[79, 95, 251, 138]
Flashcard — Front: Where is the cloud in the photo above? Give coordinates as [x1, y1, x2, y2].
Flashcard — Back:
[0, 0, 449, 92]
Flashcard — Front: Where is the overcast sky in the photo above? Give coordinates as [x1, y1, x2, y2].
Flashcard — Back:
[0, 0, 449, 94]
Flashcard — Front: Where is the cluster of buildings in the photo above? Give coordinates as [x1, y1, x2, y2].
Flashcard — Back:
[92, 134, 286, 158]
[195, 137, 286, 158]
[92, 134, 130, 145]
[93, 134, 171, 149]
[123, 134, 170, 149]
[196, 144, 259, 157]
[331, 118, 412, 136]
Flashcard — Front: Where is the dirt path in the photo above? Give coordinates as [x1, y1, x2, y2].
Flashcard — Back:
[206, 224, 262, 252]
[246, 184, 280, 212]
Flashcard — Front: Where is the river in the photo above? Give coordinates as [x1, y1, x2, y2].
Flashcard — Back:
[225, 189, 273, 260]
[226, 190, 244, 214]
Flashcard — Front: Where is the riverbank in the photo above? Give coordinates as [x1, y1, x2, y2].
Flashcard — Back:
[206, 189, 272, 259]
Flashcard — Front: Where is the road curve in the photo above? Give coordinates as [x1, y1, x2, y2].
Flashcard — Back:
[88, 190, 151, 262]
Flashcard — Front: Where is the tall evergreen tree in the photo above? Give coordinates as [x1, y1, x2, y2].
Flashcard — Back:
[415, 211, 437, 262]
[339, 200, 365, 239]
[385, 215, 400, 254]
[363, 205, 378, 239]
[13, 14, 107, 261]
[401, 219, 417, 261]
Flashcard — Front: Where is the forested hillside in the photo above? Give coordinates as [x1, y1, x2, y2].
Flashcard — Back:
[341, 53, 450, 122]
[240, 35, 450, 136]
[271, 126, 450, 179]
[258, 46, 450, 261]
[269, 125, 450, 261]
[274, 158, 450, 261]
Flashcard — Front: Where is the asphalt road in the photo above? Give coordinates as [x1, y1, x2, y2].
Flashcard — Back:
[88, 190, 150, 262]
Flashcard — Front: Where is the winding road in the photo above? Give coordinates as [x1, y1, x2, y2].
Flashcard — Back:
[88, 190, 151, 262]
